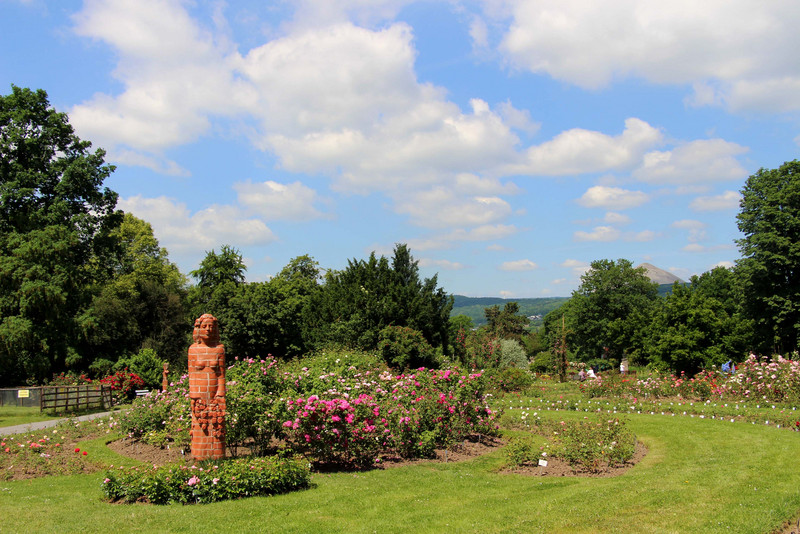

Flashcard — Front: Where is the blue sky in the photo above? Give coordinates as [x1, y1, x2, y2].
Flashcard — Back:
[2, 1, 798, 297]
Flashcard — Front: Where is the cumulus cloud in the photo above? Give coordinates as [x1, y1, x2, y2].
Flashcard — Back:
[499, 259, 538, 271]
[577, 186, 649, 210]
[509, 118, 662, 176]
[604, 212, 631, 225]
[633, 139, 749, 185]
[628, 230, 656, 242]
[493, 1, 800, 113]
[393, 188, 512, 228]
[689, 190, 742, 211]
[234, 180, 325, 221]
[574, 226, 621, 242]
[671, 219, 708, 243]
[561, 258, 590, 276]
[117, 195, 276, 256]
[70, 0, 256, 158]
[418, 258, 466, 270]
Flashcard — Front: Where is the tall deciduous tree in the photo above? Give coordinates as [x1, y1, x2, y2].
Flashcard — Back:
[223, 255, 321, 359]
[78, 214, 189, 369]
[484, 302, 527, 342]
[0, 86, 120, 385]
[736, 160, 800, 354]
[547, 259, 658, 363]
[188, 244, 246, 320]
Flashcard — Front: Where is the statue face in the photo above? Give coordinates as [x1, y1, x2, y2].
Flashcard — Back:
[197, 318, 217, 343]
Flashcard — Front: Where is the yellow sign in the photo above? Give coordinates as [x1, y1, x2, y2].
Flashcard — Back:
[17, 389, 30, 398]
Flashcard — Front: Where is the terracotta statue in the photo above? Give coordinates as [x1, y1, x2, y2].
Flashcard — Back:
[188, 314, 226, 460]
[161, 362, 169, 392]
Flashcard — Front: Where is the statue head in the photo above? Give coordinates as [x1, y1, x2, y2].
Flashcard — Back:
[194, 314, 220, 345]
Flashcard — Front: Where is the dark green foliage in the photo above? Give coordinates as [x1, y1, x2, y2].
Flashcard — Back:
[216, 255, 321, 359]
[545, 259, 658, 364]
[102, 454, 312, 505]
[302, 244, 453, 359]
[0, 86, 121, 385]
[485, 302, 527, 342]
[188, 244, 246, 320]
[377, 325, 436, 369]
[529, 350, 553, 374]
[114, 348, 164, 390]
[78, 214, 188, 368]
[489, 366, 533, 392]
[645, 267, 754, 373]
[736, 160, 800, 354]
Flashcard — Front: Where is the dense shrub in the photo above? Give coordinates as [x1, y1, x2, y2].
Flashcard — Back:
[115, 348, 164, 390]
[377, 325, 436, 369]
[101, 454, 311, 504]
[530, 351, 553, 374]
[499, 339, 529, 368]
[489, 367, 534, 393]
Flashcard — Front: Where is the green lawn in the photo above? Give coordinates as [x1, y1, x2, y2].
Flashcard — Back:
[0, 406, 56, 428]
[1, 410, 798, 533]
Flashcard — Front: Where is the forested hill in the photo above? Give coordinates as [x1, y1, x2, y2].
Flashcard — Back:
[451, 283, 680, 326]
[450, 296, 569, 326]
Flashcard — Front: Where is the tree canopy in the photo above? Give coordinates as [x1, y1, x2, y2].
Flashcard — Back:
[545, 259, 659, 364]
[0, 86, 121, 385]
[303, 244, 453, 359]
[737, 160, 800, 354]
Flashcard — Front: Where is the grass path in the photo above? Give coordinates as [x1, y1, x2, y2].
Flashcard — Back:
[1, 412, 799, 533]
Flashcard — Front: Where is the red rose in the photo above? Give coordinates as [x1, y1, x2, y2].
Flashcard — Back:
[82, 451, 87, 456]
[74, 448, 80, 453]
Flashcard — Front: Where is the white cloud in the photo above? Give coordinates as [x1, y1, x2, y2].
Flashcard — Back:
[603, 212, 631, 225]
[672, 219, 708, 243]
[682, 243, 706, 253]
[393, 189, 512, 229]
[561, 258, 590, 276]
[70, 0, 256, 156]
[493, 1, 800, 113]
[499, 259, 538, 271]
[633, 139, 749, 185]
[574, 226, 621, 242]
[577, 186, 649, 210]
[496, 100, 540, 135]
[448, 224, 519, 242]
[418, 258, 466, 270]
[234, 180, 325, 221]
[552, 278, 567, 284]
[712, 260, 735, 269]
[671, 219, 706, 230]
[510, 118, 662, 176]
[628, 230, 656, 242]
[117, 195, 276, 256]
[689, 190, 742, 211]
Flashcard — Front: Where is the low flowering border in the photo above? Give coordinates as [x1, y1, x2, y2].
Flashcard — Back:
[101, 454, 311, 504]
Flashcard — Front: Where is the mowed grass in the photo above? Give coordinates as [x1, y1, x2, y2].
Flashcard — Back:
[1, 408, 799, 533]
[0, 406, 57, 428]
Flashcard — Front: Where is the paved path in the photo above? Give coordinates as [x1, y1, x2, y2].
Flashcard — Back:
[0, 410, 121, 436]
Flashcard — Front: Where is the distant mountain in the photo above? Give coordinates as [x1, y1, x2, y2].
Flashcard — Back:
[637, 263, 685, 285]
